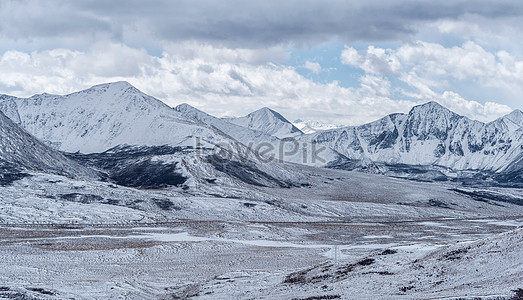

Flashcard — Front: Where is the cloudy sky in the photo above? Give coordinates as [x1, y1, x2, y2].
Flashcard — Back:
[1, 0, 522, 125]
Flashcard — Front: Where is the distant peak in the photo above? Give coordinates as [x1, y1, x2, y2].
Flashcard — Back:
[409, 101, 456, 116]
[415, 101, 446, 110]
[174, 103, 198, 112]
[29, 92, 55, 99]
[249, 107, 289, 123]
[88, 81, 137, 92]
[502, 109, 523, 125]
[175, 103, 191, 109]
[101, 81, 134, 88]
[250, 107, 275, 115]
[174, 103, 211, 121]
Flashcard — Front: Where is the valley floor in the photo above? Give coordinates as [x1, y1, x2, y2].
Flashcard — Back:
[0, 168, 521, 299]
[0, 220, 521, 299]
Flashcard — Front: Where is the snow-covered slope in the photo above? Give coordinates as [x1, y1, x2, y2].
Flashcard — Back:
[175, 103, 281, 148]
[0, 110, 94, 179]
[268, 228, 523, 299]
[0, 96, 21, 124]
[224, 107, 303, 139]
[0, 82, 241, 154]
[303, 102, 523, 172]
[67, 143, 312, 191]
[176, 103, 343, 166]
[1, 83, 520, 174]
[292, 119, 344, 134]
[1, 82, 308, 184]
[0, 83, 336, 190]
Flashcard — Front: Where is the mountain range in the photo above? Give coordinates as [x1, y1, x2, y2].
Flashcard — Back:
[0, 82, 243, 153]
[301, 101, 522, 172]
[0, 81, 521, 187]
[1, 81, 521, 300]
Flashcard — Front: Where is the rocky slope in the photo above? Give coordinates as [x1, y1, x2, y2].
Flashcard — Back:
[303, 101, 523, 172]
[0, 110, 94, 182]
[176, 103, 343, 166]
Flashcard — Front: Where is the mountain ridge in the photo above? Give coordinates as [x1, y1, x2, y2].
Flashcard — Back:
[0, 82, 520, 177]
[301, 101, 522, 172]
[223, 106, 303, 138]
[175, 103, 343, 166]
[0, 82, 243, 154]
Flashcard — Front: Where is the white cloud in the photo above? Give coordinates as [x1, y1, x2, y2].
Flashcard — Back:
[340, 46, 361, 66]
[427, 14, 523, 57]
[163, 42, 290, 64]
[303, 61, 322, 74]
[396, 41, 497, 82]
[341, 41, 518, 122]
[0, 41, 514, 125]
[358, 75, 392, 98]
[344, 41, 523, 93]
[0, 43, 156, 95]
[341, 46, 401, 75]
[436, 91, 512, 122]
[0, 42, 420, 125]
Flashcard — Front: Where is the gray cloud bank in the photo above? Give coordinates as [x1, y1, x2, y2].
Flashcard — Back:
[0, 0, 521, 124]
[2, 0, 523, 49]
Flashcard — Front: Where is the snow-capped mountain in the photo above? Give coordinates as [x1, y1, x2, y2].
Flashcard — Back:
[223, 107, 303, 139]
[0, 83, 313, 189]
[0, 110, 94, 179]
[176, 103, 343, 166]
[175, 103, 280, 145]
[292, 119, 344, 134]
[0, 82, 243, 154]
[302, 101, 523, 172]
[1, 82, 521, 180]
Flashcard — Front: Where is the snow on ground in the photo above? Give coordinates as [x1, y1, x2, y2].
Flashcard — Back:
[0, 167, 521, 299]
[0, 225, 519, 299]
[228, 228, 523, 300]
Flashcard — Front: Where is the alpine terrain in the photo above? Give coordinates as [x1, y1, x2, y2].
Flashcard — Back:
[0, 82, 521, 299]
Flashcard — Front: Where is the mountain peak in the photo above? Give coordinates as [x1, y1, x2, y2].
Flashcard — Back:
[66, 81, 174, 110]
[5, 81, 190, 153]
[250, 107, 277, 114]
[292, 119, 344, 134]
[408, 101, 458, 119]
[174, 103, 211, 121]
[412, 101, 448, 111]
[95, 81, 134, 89]
[175, 103, 197, 113]
[82, 81, 140, 96]
[402, 101, 463, 143]
[502, 109, 523, 126]
[224, 107, 303, 138]
[248, 107, 291, 124]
